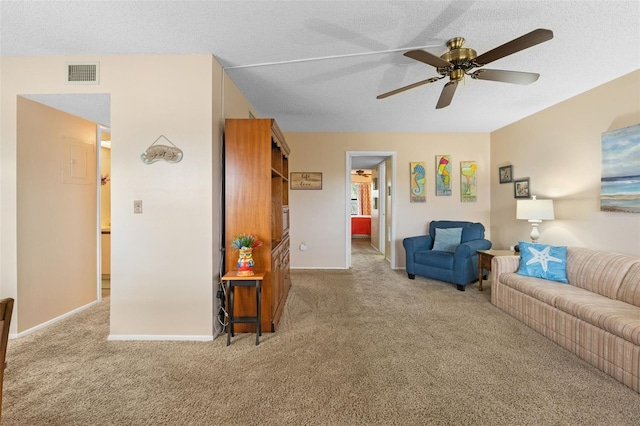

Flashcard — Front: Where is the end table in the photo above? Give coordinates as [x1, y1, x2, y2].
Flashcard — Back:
[222, 271, 265, 346]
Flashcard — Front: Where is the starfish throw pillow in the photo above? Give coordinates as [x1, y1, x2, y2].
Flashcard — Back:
[516, 241, 568, 283]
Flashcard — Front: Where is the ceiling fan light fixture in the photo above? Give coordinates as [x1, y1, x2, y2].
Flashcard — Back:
[449, 69, 465, 82]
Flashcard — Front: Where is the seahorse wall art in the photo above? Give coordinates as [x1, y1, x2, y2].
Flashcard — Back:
[410, 162, 426, 203]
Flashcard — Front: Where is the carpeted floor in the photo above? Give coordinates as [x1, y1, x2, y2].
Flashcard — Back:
[3, 240, 639, 425]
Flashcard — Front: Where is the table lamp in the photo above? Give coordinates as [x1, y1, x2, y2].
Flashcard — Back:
[516, 195, 554, 243]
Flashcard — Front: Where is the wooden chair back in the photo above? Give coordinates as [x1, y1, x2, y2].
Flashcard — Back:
[0, 298, 15, 423]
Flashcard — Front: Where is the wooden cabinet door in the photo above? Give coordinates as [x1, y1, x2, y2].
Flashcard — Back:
[282, 247, 291, 294]
[271, 246, 282, 319]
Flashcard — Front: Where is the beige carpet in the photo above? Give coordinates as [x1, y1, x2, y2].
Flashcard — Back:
[3, 240, 639, 425]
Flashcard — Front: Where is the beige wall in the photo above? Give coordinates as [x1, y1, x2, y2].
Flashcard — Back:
[285, 132, 491, 269]
[490, 70, 640, 256]
[223, 73, 258, 119]
[16, 97, 98, 332]
[2, 55, 220, 338]
[2, 54, 258, 338]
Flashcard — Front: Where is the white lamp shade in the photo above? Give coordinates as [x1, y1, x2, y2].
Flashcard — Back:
[516, 198, 555, 221]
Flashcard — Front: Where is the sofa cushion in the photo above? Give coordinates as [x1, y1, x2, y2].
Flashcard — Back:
[566, 247, 637, 299]
[517, 241, 568, 283]
[554, 292, 640, 346]
[500, 272, 640, 345]
[414, 250, 454, 269]
[432, 227, 462, 252]
[500, 272, 574, 307]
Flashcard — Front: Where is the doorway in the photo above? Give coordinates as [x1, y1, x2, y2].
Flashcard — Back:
[21, 93, 111, 303]
[346, 151, 396, 269]
[98, 125, 111, 299]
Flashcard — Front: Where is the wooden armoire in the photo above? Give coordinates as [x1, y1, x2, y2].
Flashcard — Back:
[224, 118, 291, 332]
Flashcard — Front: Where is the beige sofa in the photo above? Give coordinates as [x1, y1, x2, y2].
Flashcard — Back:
[491, 247, 640, 393]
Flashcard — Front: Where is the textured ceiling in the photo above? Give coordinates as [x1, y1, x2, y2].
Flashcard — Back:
[2, 1, 639, 135]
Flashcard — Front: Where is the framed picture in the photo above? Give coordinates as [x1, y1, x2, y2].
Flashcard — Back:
[499, 165, 513, 184]
[514, 178, 530, 198]
[600, 123, 640, 213]
[435, 155, 452, 196]
[290, 172, 322, 190]
[410, 162, 426, 203]
[460, 161, 477, 202]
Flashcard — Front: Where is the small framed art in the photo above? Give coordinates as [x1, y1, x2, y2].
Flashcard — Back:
[499, 165, 513, 184]
[290, 172, 322, 190]
[410, 162, 426, 203]
[514, 178, 530, 198]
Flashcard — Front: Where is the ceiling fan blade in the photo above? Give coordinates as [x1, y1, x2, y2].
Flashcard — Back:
[404, 49, 452, 69]
[436, 81, 458, 109]
[377, 77, 441, 99]
[474, 28, 553, 66]
[471, 69, 540, 84]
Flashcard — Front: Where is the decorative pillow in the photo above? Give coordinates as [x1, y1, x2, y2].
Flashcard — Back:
[432, 227, 463, 252]
[517, 241, 568, 283]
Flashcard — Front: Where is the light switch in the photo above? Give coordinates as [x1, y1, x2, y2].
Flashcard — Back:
[134, 200, 143, 214]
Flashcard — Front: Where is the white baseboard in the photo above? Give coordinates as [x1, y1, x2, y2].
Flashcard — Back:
[290, 266, 347, 270]
[12, 300, 99, 339]
[107, 334, 214, 342]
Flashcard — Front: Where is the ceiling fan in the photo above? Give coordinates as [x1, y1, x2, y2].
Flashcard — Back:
[353, 169, 371, 177]
[377, 28, 553, 109]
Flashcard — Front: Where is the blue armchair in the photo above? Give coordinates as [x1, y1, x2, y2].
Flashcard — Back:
[403, 220, 492, 291]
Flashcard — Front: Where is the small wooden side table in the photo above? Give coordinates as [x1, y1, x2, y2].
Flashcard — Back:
[477, 250, 516, 291]
[222, 271, 265, 346]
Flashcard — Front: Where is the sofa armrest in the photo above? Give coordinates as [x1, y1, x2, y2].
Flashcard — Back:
[490, 255, 521, 303]
[491, 255, 520, 276]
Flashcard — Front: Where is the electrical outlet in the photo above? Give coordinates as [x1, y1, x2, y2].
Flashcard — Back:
[134, 200, 143, 214]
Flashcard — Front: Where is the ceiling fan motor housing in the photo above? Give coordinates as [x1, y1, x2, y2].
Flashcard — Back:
[439, 37, 478, 81]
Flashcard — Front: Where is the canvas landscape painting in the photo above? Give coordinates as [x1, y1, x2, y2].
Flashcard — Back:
[600, 123, 640, 213]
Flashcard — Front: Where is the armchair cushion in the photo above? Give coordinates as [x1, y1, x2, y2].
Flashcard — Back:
[415, 250, 455, 268]
[432, 227, 463, 252]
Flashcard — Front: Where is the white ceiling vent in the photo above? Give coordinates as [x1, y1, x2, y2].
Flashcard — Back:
[66, 62, 99, 84]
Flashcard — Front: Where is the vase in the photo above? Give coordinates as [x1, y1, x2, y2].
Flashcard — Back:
[236, 247, 255, 276]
